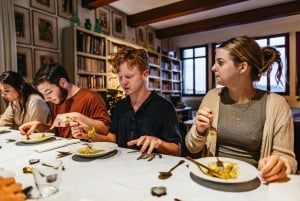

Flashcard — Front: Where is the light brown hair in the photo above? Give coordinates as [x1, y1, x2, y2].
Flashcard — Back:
[218, 35, 283, 84]
[109, 46, 149, 74]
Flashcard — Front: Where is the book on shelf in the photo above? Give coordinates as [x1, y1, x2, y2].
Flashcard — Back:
[77, 31, 105, 56]
[77, 75, 106, 89]
[78, 56, 105, 73]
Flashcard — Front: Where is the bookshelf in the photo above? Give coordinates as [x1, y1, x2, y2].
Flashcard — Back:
[63, 26, 182, 101]
[63, 26, 107, 91]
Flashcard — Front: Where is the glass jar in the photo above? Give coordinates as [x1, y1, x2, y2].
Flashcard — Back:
[94, 19, 102, 33]
[84, 19, 92, 30]
[70, 12, 80, 27]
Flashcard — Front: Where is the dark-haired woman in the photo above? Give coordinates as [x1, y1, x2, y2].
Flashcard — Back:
[0, 71, 50, 129]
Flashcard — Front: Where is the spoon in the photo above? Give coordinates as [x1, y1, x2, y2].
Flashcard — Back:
[158, 160, 185, 179]
[23, 166, 34, 174]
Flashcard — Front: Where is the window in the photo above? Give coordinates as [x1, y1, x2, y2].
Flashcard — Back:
[181, 45, 208, 95]
[253, 34, 289, 94]
[181, 34, 289, 96]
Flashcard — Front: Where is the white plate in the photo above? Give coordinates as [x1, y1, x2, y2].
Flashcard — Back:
[189, 157, 258, 183]
[20, 132, 55, 144]
[74, 142, 118, 158]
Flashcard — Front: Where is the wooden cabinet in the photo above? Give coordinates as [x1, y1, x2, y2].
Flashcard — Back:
[63, 26, 182, 102]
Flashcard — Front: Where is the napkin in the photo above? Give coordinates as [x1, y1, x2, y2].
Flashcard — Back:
[31, 139, 80, 153]
[267, 175, 300, 201]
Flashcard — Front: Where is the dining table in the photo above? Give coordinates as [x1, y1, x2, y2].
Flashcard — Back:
[0, 128, 299, 201]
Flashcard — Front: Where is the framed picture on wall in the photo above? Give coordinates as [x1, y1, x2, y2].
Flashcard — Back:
[136, 27, 145, 46]
[14, 5, 31, 45]
[30, 0, 56, 14]
[146, 28, 155, 50]
[34, 49, 59, 72]
[95, 7, 110, 34]
[32, 11, 58, 49]
[17, 46, 33, 83]
[58, 0, 77, 19]
[112, 11, 125, 39]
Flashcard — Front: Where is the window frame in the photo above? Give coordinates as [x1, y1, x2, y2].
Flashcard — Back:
[180, 45, 208, 96]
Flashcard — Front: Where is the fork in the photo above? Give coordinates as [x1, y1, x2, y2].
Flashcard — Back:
[137, 152, 148, 160]
[185, 156, 223, 178]
[136, 152, 162, 161]
[56, 151, 72, 158]
[216, 156, 224, 172]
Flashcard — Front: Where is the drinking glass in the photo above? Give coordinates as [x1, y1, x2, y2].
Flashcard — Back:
[32, 160, 63, 198]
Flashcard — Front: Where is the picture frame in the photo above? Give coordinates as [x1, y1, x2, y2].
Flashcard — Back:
[17, 46, 33, 83]
[146, 28, 155, 50]
[32, 11, 58, 49]
[14, 5, 31, 45]
[58, 0, 77, 19]
[95, 7, 110, 34]
[30, 0, 56, 14]
[136, 27, 145, 46]
[112, 11, 125, 39]
[34, 49, 59, 72]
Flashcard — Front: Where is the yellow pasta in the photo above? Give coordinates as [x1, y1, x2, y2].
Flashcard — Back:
[87, 127, 95, 138]
[78, 147, 104, 154]
[65, 116, 73, 122]
[207, 161, 238, 179]
[36, 133, 46, 139]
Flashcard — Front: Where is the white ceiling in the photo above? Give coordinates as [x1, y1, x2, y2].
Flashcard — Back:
[110, 0, 294, 29]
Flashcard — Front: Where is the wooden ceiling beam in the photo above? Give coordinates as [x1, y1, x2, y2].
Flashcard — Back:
[127, 0, 248, 27]
[81, 0, 118, 9]
[156, 1, 300, 39]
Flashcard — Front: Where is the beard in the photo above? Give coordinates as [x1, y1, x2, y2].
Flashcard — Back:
[57, 87, 68, 105]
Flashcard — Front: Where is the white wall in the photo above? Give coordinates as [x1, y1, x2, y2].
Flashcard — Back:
[167, 14, 300, 108]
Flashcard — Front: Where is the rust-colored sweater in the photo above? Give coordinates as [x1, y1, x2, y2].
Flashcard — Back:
[53, 88, 110, 138]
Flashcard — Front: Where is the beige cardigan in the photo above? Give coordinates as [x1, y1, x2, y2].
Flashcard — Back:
[185, 88, 297, 174]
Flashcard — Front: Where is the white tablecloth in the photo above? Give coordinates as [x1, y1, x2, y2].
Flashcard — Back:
[0, 129, 299, 201]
